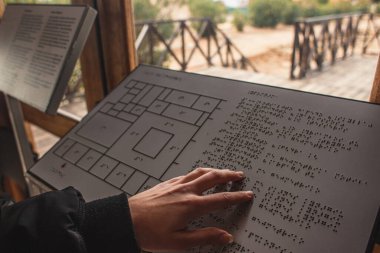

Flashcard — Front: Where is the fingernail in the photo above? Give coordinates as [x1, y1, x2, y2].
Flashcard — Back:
[237, 171, 245, 178]
[246, 191, 254, 199]
[223, 233, 234, 244]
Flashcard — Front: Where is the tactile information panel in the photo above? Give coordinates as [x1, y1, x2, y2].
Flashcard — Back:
[29, 65, 380, 253]
[0, 4, 95, 114]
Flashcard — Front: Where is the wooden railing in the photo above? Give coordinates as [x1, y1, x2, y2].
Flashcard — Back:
[135, 18, 257, 72]
[62, 18, 256, 104]
[290, 12, 369, 79]
[363, 13, 380, 54]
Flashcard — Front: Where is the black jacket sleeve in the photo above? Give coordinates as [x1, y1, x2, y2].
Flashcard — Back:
[0, 187, 140, 253]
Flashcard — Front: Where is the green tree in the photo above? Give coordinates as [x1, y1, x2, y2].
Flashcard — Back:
[133, 0, 159, 22]
[133, 0, 178, 66]
[282, 1, 301, 25]
[188, 0, 226, 37]
[298, 0, 322, 17]
[232, 10, 247, 32]
[188, 0, 227, 23]
[249, 0, 287, 28]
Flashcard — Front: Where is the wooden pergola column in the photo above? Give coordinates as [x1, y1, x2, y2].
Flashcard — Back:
[370, 54, 380, 104]
[72, 0, 137, 110]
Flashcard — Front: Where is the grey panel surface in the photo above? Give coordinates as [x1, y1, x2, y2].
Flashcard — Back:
[135, 82, 146, 89]
[158, 88, 172, 100]
[162, 104, 203, 124]
[29, 65, 380, 253]
[192, 96, 220, 112]
[117, 111, 138, 122]
[100, 103, 113, 113]
[123, 103, 136, 112]
[77, 113, 131, 147]
[130, 105, 146, 116]
[106, 163, 134, 188]
[77, 149, 102, 171]
[148, 100, 169, 114]
[63, 142, 88, 164]
[166, 90, 199, 107]
[90, 156, 118, 179]
[132, 85, 152, 103]
[107, 112, 198, 179]
[121, 93, 135, 104]
[54, 138, 75, 156]
[121, 171, 149, 195]
[134, 128, 174, 158]
[113, 103, 126, 111]
[139, 86, 164, 107]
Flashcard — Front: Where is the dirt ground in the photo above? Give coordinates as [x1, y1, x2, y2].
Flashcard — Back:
[249, 45, 293, 79]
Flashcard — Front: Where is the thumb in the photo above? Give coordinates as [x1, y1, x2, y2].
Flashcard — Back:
[174, 227, 234, 249]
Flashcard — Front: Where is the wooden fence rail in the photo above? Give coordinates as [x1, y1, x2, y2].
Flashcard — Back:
[135, 18, 257, 72]
[290, 12, 380, 79]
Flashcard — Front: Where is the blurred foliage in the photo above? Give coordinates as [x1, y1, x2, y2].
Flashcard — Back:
[188, 0, 227, 36]
[282, 1, 302, 24]
[297, 0, 371, 17]
[298, 0, 322, 17]
[133, 0, 186, 66]
[134, 0, 159, 22]
[232, 10, 247, 32]
[248, 0, 373, 27]
[188, 0, 227, 24]
[248, 0, 288, 28]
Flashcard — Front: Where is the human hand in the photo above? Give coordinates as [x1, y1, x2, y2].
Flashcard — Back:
[128, 168, 253, 252]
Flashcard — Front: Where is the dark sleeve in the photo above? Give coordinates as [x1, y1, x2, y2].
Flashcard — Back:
[81, 192, 140, 253]
[0, 187, 140, 253]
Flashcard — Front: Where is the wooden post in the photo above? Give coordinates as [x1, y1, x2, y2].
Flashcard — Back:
[367, 46, 380, 253]
[0, 0, 4, 18]
[374, 244, 380, 253]
[72, 0, 137, 110]
[369, 54, 380, 104]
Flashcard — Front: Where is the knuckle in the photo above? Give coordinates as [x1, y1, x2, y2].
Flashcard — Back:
[222, 192, 232, 202]
[221, 192, 234, 209]
[170, 175, 184, 183]
[210, 170, 223, 180]
[194, 167, 208, 174]
[179, 195, 199, 206]
[178, 184, 193, 193]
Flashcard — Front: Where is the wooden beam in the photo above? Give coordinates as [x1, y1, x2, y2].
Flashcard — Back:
[122, 0, 137, 74]
[71, 0, 105, 111]
[373, 244, 380, 253]
[0, 93, 10, 127]
[95, 0, 137, 91]
[22, 104, 77, 138]
[0, 0, 4, 18]
[78, 24, 105, 111]
[370, 54, 380, 104]
[4, 177, 26, 202]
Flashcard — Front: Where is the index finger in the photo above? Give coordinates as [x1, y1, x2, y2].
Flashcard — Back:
[194, 191, 253, 217]
[188, 169, 245, 194]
